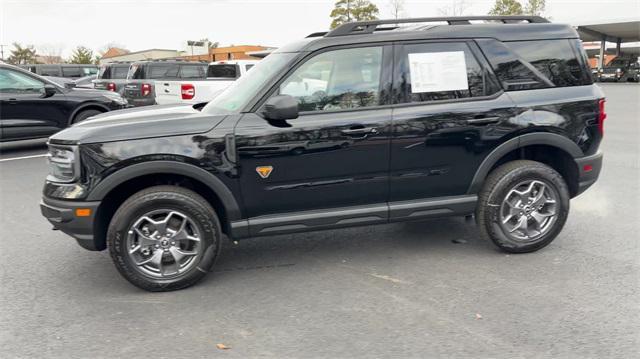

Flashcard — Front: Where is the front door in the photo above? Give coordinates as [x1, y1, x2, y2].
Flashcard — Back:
[235, 45, 393, 219]
[0, 68, 65, 141]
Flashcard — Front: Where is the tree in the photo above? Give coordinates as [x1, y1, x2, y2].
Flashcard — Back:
[330, 0, 379, 29]
[7, 43, 37, 65]
[387, 0, 405, 19]
[488, 0, 523, 15]
[438, 0, 470, 16]
[524, 0, 545, 16]
[69, 46, 94, 64]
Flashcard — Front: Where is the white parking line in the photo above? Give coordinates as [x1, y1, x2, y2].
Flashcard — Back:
[0, 154, 48, 163]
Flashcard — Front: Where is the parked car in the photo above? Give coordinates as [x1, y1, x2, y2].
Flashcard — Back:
[18, 64, 98, 79]
[0, 63, 127, 141]
[597, 57, 640, 82]
[123, 61, 207, 107]
[154, 60, 258, 105]
[41, 16, 604, 291]
[45, 74, 96, 89]
[94, 62, 131, 93]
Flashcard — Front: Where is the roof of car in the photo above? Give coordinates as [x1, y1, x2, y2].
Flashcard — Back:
[275, 16, 579, 54]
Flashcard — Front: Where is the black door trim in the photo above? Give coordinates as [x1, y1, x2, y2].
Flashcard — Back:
[229, 194, 477, 239]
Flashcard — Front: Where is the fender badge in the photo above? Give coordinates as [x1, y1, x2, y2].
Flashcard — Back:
[256, 166, 273, 179]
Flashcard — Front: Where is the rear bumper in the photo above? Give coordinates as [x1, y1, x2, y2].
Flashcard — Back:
[575, 151, 603, 196]
[40, 197, 101, 251]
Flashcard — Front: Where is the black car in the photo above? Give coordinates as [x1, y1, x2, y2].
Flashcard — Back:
[597, 57, 640, 82]
[19, 64, 98, 79]
[0, 63, 127, 141]
[123, 61, 207, 107]
[94, 62, 131, 94]
[41, 16, 604, 291]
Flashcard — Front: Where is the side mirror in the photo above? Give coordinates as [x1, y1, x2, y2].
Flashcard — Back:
[64, 82, 77, 89]
[43, 84, 57, 98]
[263, 95, 299, 122]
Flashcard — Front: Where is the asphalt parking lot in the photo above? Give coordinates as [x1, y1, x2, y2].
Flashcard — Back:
[0, 83, 638, 358]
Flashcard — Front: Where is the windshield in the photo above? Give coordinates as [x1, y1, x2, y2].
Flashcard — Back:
[202, 53, 296, 115]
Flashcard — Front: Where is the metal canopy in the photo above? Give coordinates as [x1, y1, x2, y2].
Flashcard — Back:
[576, 19, 640, 42]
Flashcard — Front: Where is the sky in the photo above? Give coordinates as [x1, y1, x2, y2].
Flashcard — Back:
[1, 0, 638, 58]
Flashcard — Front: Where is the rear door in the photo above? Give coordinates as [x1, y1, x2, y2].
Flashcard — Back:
[235, 45, 393, 224]
[389, 41, 515, 207]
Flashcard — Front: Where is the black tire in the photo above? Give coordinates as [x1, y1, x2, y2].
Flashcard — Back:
[475, 160, 570, 253]
[72, 109, 103, 124]
[107, 185, 221, 291]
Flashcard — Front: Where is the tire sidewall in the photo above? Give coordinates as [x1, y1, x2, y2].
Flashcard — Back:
[72, 109, 102, 124]
[108, 190, 220, 291]
[484, 164, 570, 253]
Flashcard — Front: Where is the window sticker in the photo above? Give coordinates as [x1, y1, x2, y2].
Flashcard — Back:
[408, 51, 468, 93]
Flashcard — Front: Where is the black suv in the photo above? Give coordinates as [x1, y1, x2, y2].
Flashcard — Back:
[597, 57, 640, 82]
[0, 63, 127, 142]
[123, 61, 207, 106]
[41, 16, 604, 291]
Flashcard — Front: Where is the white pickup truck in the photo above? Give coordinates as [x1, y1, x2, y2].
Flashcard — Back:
[154, 60, 258, 105]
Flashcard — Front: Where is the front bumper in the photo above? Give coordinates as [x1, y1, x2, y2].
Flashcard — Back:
[40, 197, 101, 251]
[575, 151, 603, 196]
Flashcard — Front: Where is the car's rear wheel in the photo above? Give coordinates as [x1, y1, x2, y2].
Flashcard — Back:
[476, 160, 570, 253]
[107, 186, 221, 291]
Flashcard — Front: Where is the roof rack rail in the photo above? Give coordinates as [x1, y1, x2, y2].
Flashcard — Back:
[326, 16, 549, 37]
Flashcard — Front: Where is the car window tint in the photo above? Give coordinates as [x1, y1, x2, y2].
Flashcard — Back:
[180, 65, 205, 79]
[98, 65, 111, 79]
[39, 66, 61, 77]
[279, 46, 383, 112]
[62, 66, 82, 78]
[506, 40, 590, 87]
[0, 69, 45, 93]
[113, 66, 129, 79]
[207, 64, 237, 78]
[148, 64, 179, 79]
[245, 64, 254, 71]
[394, 42, 494, 104]
[82, 67, 98, 76]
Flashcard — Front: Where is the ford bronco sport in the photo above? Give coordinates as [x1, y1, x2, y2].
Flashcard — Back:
[41, 16, 605, 291]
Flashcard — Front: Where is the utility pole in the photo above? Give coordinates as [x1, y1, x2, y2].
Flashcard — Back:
[0, 44, 6, 61]
[347, 0, 351, 21]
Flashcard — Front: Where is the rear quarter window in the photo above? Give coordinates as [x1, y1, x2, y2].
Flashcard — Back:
[207, 64, 238, 78]
[180, 64, 206, 79]
[113, 66, 129, 79]
[62, 66, 83, 78]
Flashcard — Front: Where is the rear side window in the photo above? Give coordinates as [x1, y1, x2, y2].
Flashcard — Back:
[393, 42, 499, 104]
[40, 65, 61, 77]
[127, 64, 143, 79]
[62, 66, 82, 78]
[113, 66, 129, 79]
[180, 65, 206, 79]
[506, 40, 591, 87]
[208, 64, 238, 78]
[148, 64, 180, 79]
[478, 39, 591, 90]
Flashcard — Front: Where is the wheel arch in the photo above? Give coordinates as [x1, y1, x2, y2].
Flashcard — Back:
[467, 133, 583, 196]
[68, 102, 110, 125]
[89, 161, 242, 251]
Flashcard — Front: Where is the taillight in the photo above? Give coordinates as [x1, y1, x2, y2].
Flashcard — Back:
[181, 84, 195, 100]
[107, 83, 116, 92]
[598, 99, 606, 136]
[141, 83, 151, 97]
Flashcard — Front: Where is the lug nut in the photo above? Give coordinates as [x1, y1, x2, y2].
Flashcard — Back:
[171, 241, 175, 245]
[155, 244, 159, 248]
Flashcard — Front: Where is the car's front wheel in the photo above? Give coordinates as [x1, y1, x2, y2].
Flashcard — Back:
[476, 160, 570, 253]
[107, 186, 221, 291]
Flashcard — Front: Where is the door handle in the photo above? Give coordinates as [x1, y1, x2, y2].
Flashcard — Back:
[466, 116, 500, 125]
[341, 126, 378, 137]
[5, 98, 18, 105]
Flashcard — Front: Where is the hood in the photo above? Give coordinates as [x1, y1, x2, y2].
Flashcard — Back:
[49, 103, 227, 144]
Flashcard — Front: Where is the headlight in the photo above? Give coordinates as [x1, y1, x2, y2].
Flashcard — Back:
[47, 145, 79, 183]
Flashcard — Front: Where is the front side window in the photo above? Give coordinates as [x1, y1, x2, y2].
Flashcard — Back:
[394, 42, 497, 104]
[0, 69, 45, 93]
[278, 46, 383, 112]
